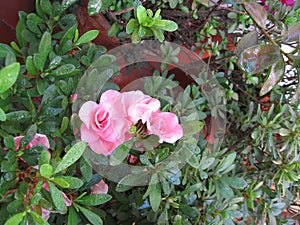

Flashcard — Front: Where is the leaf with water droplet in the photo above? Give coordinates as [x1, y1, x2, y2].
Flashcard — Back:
[260, 55, 285, 96]
[52, 64, 79, 78]
[0, 62, 20, 94]
[238, 44, 281, 74]
[54, 142, 87, 174]
[88, 0, 102, 16]
[235, 30, 258, 56]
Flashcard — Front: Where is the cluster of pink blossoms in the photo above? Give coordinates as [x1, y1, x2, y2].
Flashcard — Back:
[79, 90, 183, 156]
[262, 0, 295, 12]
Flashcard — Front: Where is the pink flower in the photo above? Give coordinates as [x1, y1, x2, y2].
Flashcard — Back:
[279, 0, 295, 6]
[14, 133, 50, 150]
[147, 112, 183, 143]
[90, 180, 108, 194]
[79, 90, 129, 155]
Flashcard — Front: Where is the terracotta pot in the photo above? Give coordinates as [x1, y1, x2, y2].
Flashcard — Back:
[0, 0, 35, 44]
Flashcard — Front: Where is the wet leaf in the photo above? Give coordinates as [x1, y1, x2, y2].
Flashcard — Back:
[238, 44, 281, 74]
[0, 107, 6, 121]
[4, 212, 26, 225]
[76, 204, 103, 225]
[244, 2, 267, 28]
[260, 55, 285, 96]
[0, 62, 20, 94]
[48, 181, 67, 212]
[54, 142, 87, 174]
[52, 64, 79, 78]
[76, 30, 99, 45]
[40, 164, 53, 179]
[75, 194, 112, 206]
[88, 0, 102, 16]
[62, 0, 77, 10]
[235, 30, 258, 56]
[283, 22, 300, 42]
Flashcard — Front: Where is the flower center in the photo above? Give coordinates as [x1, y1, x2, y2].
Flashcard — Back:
[129, 119, 148, 139]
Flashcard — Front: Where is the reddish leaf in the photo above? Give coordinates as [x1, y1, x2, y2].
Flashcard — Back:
[235, 30, 258, 56]
[244, 2, 267, 28]
[283, 22, 300, 42]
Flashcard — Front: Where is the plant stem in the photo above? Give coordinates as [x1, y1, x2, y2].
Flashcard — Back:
[242, 3, 295, 63]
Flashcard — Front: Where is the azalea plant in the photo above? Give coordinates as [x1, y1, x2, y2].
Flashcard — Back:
[0, 0, 300, 225]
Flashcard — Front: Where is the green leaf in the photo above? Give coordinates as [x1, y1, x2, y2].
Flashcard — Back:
[151, 27, 164, 42]
[40, 164, 53, 179]
[80, 158, 93, 182]
[68, 206, 79, 225]
[26, 56, 38, 76]
[153, 20, 178, 32]
[0, 43, 15, 58]
[76, 30, 99, 45]
[54, 176, 84, 189]
[260, 55, 285, 96]
[108, 22, 120, 37]
[48, 181, 67, 212]
[48, 56, 62, 70]
[182, 121, 204, 137]
[137, 5, 147, 24]
[149, 182, 161, 212]
[19, 124, 37, 149]
[54, 142, 87, 174]
[51, 177, 70, 188]
[5, 110, 31, 122]
[29, 210, 49, 225]
[110, 143, 131, 166]
[88, 0, 102, 16]
[4, 212, 26, 225]
[225, 177, 247, 189]
[52, 64, 79, 78]
[62, 0, 77, 10]
[0, 107, 6, 121]
[34, 32, 52, 71]
[0, 62, 20, 94]
[216, 179, 234, 199]
[283, 22, 300, 42]
[126, 19, 139, 34]
[179, 204, 199, 217]
[75, 194, 112, 206]
[244, 2, 267, 28]
[60, 25, 77, 49]
[238, 44, 281, 74]
[76, 204, 103, 225]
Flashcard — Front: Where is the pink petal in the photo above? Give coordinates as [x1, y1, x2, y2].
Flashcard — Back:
[79, 101, 98, 129]
[91, 180, 108, 194]
[100, 90, 121, 110]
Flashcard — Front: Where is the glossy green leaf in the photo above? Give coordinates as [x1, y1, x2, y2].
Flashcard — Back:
[51, 177, 70, 188]
[80, 158, 93, 182]
[244, 2, 267, 28]
[75, 194, 112, 206]
[60, 25, 77, 48]
[68, 206, 79, 225]
[153, 20, 178, 32]
[38, 151, 51, 166]
[54, 176, 84, 189]
[260, 55, 285, 96]
[179, 204, 199, 217]
[29, 210, 49, 225]
[137, 5, 147, 24]
[62, 0, 77, 10]
[54, 142, 87, 174]
[0, 62, 20, 94]
[34, 32, 51, 71]
[225, 177, 247, 189]
[0, 44, 15, 58]
[283, 22, 300, 42]
[40, 0, 52, 16]
[216, 179, 234, 199]
[76, 30, 99, 45]
[48, 181, 67, 212]
[235, 30, 258, 56]
[40, 164, 53, 179]
[238, 44, 281, 74]
[5, 110, 31, 122]
[26, 56, 38, 76]
[149, 175, 161, 212]
[48, 56, 62, 70]
[19, 124, 37, 149]
[88, 0, 102, 16]
[52, 64, 79, 78]
[4, 212, 26, 225]
[76, 204, 103, 225]
[108, 22, 120, 37]
[110, 143, 131, 166]
[151, 27, 164, 42]
[0, 107, 6, 121]
[126, 19, 138, 34]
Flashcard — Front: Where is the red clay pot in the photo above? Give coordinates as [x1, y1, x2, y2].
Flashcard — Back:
[0, 0, 35, 44]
